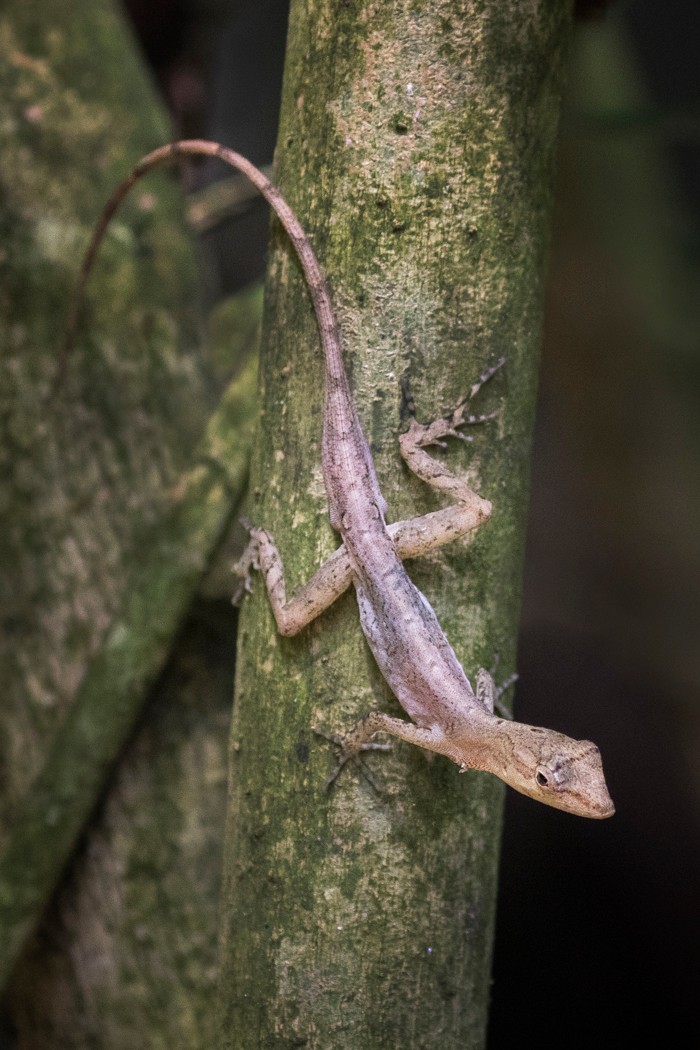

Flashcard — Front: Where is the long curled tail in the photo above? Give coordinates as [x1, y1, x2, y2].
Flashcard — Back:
[54, 139, 343, 396]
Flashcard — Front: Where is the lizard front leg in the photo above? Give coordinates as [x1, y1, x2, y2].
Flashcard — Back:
[233, 527, 353, 636]
[318, 713, 444, 788]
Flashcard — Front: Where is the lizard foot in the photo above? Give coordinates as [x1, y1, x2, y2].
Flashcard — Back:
[313, 727, 392, 792]
[402, 356, 506, 451]
[231, 526, 261, 606]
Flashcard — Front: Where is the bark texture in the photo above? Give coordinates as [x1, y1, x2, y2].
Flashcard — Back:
[219, 1, 573, 1048]
[0, 1, 256, 1045]
[0, 351, 257, 993]
[0, 0, 206, 848]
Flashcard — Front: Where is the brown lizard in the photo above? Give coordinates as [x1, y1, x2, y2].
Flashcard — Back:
[64, 140, 614, 819]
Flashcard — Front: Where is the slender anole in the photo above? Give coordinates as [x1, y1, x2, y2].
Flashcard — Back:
[62, 140, 614, 819]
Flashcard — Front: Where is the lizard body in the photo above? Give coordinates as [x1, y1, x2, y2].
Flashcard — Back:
[67, 140, 614, 819]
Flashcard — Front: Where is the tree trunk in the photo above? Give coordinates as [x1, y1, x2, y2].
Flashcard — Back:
[218, 1, 573, 1048]
[0, 1, 255, 1045]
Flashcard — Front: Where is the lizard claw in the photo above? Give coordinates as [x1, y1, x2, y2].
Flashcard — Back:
[313, 726, 392, 791]
[467, 355, 506, 401]
[447, 357, 505, 433]
[231, 533, 261, 606]
[402, 359, 505, 451]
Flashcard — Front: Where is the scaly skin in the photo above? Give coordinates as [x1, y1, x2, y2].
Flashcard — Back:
[66, 140, 614, 819]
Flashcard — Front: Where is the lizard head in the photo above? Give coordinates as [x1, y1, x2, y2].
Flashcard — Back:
[491, 721, 615, 819]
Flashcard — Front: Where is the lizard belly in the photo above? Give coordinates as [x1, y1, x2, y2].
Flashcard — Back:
[354, 568, 475, 729]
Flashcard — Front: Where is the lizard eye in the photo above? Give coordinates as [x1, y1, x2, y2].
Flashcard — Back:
[535, 770, 549, 787]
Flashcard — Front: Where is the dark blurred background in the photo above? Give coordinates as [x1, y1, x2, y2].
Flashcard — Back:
[121, 0, 700, 1043]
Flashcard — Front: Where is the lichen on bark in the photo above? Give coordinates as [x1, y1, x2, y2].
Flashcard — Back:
[0, 0, 258, 1044]
[218, 1, 574, 1048]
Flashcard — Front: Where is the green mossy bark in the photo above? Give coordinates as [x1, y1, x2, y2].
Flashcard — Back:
[0, 0, 208, 832]
[0, 352, 257, 992]
[0, 0, 257, 1044]
[218, 2, 573, 1048]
